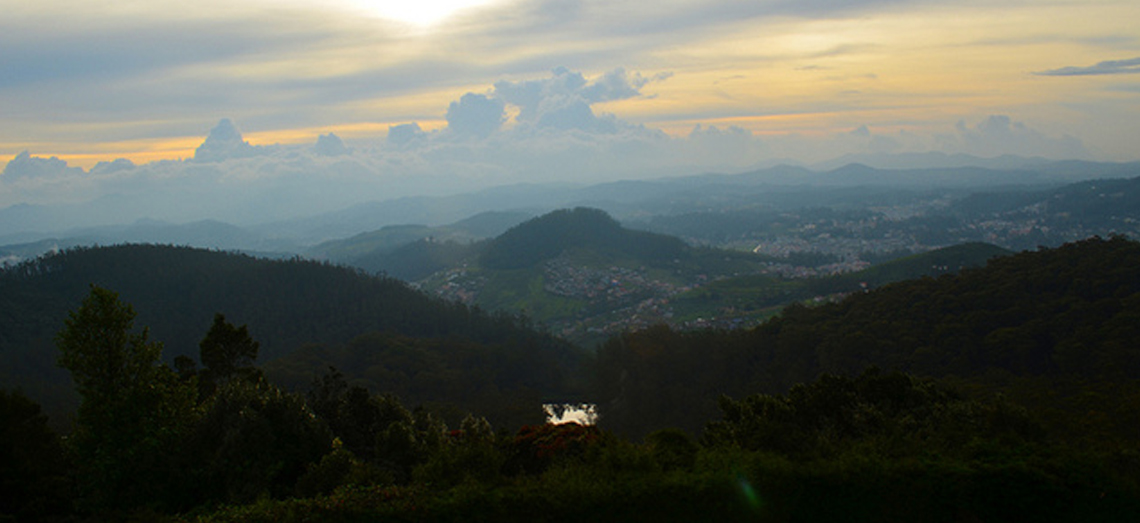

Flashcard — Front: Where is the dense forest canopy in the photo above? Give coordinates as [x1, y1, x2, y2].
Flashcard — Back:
[480, 207, 692, 270]
[595, 236, 1140, 440]
[0, 244, 585, 426]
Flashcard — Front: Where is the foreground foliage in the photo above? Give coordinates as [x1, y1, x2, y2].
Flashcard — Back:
[185, 448, 1140, 523]
[184, 372, 1139, 523]
[10, 354, 1139, 521]
[183, 368, 1140, 522]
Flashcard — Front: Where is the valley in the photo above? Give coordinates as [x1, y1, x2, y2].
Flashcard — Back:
[3, 161, 1140, 522]
[7, 163, 1139, 347]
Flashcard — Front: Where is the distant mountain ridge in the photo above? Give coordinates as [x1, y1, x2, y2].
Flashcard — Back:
[309, 211, 532, 262]
[4, 159, 1137, 247]
[809, 151, 1056, 171]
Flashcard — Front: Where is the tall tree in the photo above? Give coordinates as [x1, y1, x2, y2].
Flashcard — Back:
[56, 285, 197, 512]
[198, 313, 262, 397]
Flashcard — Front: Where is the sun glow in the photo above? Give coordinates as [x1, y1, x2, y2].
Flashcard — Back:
[347, 0, 500, 27]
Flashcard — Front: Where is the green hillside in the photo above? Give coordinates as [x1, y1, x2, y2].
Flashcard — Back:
[595, 236, 1140, 439]
[670, 241, 1011, 323]
[409, 208, 1010, 344]
[354, 238, 484, 281]
[479, 207, 691, 270]
[309, 224, 439, 260]
[307, 211, 531, 276]
[414, 207, 776, 342]
[827, 241, 1011, 287]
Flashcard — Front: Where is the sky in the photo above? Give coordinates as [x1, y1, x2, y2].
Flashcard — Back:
[1, 0, 1139, 226]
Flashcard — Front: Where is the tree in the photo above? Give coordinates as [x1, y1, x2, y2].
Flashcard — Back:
[197, 313, 262, 397]
[703, 369, 1045, 459]
[181, 379, 332, 505]
[56, 285, 197, 512]
[0, 389, 72, 520]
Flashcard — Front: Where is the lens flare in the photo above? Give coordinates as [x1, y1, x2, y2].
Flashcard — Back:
[737, 474, 763, 512]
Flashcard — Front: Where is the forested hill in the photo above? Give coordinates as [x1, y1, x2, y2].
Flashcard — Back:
[596, 235, 1140, 438]
[479, 207, 691, 269]
[0, 244, 583, 424]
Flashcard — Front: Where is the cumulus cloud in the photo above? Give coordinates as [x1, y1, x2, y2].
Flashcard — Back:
[946, 115, 1090, 159]
[387, 122, 427, 146]
[679, 124, 769, 167]
[1035, 57, 1140, 76]
[193, 119, 274, 163]
[1, 151, 83, 180]
[314, 133, 350, 156]
[445, 93, 505, 138]
[488, 67, 669, 133]
[536, 98, 618, 133]
[90, 158, 137, 175]
[493, 67, 586, 119]
[0, 69, 1104, 236]
[581, 68, 672, 103]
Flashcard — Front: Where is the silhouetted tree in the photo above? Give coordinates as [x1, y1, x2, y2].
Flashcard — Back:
[197, 313, 262, 397]
[55, 285, 197, 512]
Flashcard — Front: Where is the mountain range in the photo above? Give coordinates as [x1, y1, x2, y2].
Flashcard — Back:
[2, 158, 1137, 252]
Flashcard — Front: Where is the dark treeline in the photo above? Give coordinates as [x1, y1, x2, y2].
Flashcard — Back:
[265, 330, 574, 430]
[2, 287, 510, 518]
[0, 244, 576, 362]
[594, 236, 1140, 442]
[0, 244, 585, 426]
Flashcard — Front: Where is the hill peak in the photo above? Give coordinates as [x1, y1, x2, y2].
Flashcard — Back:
[480, 207, 684, 269]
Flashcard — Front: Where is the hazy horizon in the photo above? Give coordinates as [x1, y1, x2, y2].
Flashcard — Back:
[2, 0, 1139, 232]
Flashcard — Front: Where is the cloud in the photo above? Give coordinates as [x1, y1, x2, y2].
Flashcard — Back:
[481, 67, 669, 133]
[387, 123, 427, 146]
[445, 93, 506, 138]
[492, 67, 587, 125]
[90, 158, 137, 175]
[1035, 57, 1140, 76]
[314, 133, 350, 156]
[943, 115, 1090, 159]
[535, 98, 617, 132]
[7, 0, 1130, 167]
[193, 119, 274, 162]
[580, 68, 672, 103]
[0, 7, 354, 123]
[1, 151, 83, 180]
[466, 0, 935, 47]
[0, 68, 1105, 235]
